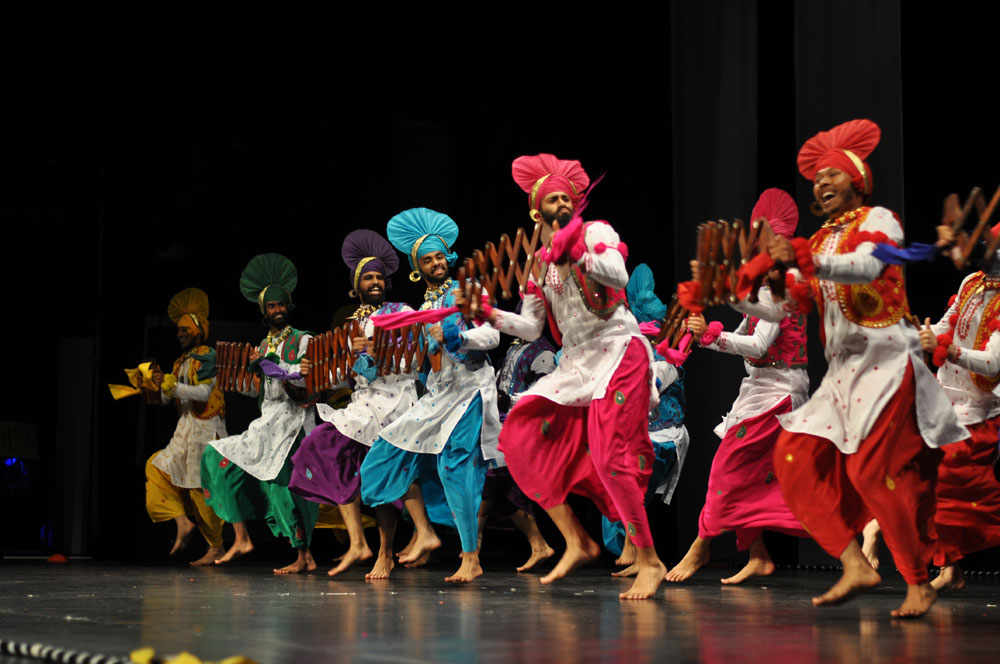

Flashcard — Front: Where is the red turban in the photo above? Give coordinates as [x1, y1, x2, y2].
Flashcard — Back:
[511, 154, 590, 214]
[797, 119, 880, 195]
[751, 188, 798, 238]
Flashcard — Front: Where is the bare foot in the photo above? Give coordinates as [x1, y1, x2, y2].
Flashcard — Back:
[615, 536, 637, 568]
[398, 529, 419, 559]
[365, 553, 395, 580]
[327, 543, 374, 577]
[891, 583, 937, 618]
[620, 559, 668, 600]
[812, 563, 881, 606]
[721, 557, 775, 585]
[861, 519, 881, 570]
[930, 565, 966, 592]
[611, 563, 639, 578]
[274, 549, 317, 575]
[540, 538, 601, 585]
[215, 539, 254, 565]
[170, 518, 196, 556]
[403, 551, 431, 568]
[517, 543, 555, 572]
[190, 546, 224, 567]
[665, 537, 710, 582]
[445, 552, 484, 583]
[397, 531, 441, 566]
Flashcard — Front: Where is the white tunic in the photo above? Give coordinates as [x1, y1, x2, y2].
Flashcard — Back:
[208, 330, 315, 481]
[151, 355, 228, 488]
[493, 222, 655, 409]
[378, 289, 502, 461]
[703, 315, 810, 439]
[738, 206, 967, 453]
[930, 272, 1000, 425]
[316, 305, 420, 446]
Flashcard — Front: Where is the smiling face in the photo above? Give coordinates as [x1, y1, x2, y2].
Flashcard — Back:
[418, 251, 449, 287]
[264, 300, 289, 331]
[358, 270, 386, 306]
[539, 191, 574, 226]
[813, 167, 862, 217]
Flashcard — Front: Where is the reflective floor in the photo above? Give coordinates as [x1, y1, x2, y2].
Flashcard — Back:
[1, 560, 999, 663]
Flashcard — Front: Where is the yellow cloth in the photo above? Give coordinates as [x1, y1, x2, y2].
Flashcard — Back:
[315, 503, 376, 530]
[174, 345, 225, 421]
[108, 362, 174, 400]
[145, 452, 224, 547]
[131, 647, 259, 664]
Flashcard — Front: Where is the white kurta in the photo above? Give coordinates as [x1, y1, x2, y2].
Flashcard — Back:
[738, 206, 967, 453]
[151, 356, 228, 488]
[493, 222, 656, 409]
[378, 289, 503, 461]
[208, 330, 314, 481]
[930, 272, 1000, 425]
[317, 305, 420, 446]
[703, 315, 810, 439]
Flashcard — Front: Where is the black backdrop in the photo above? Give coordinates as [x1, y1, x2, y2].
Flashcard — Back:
[4, 2, 1000, 568]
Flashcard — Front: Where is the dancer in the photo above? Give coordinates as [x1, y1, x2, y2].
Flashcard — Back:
[757, 119, 966, 617]
[487, 153, 669, 600]
[290, 229, 418, 578]
[667, 189, 809, 585]
[360, 208, 502, 583]
[606, 263, 689, 574]
[204, 253, 321, 574]
[917, 241, 1000, 591]
[143, 288, 228, 566]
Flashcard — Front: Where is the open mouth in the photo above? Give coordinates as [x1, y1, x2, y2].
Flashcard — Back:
[821, 191, 836, 202]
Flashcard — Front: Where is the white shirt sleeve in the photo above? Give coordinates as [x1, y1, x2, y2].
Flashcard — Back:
[705, 317, 780, 360]
[493, 290, 547, 342]
[814, 207, 902, 284]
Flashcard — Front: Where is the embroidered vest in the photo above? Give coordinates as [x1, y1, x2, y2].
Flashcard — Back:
[744, 313, 808, 369]
[955, 272, 1000, 392]
[808, 207, 910, 332]
[173, 345, 225, 420]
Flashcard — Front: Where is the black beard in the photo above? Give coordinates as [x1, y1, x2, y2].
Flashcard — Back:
[266, 312, 289, 330]
[542, 208, 573, 226]
[360, 287, 386, 306]
[422, 269, 448, 286]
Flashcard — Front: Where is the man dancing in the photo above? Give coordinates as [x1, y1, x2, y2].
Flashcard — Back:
[290, 230, 418, 578]
[668, 189, 809, 585]
[144, 287, 228, 566]
[204, 253, 320, 574]
[486, 154, 669, 600]
[360, 208, 502, 583]
[757, 119, 966, 617]
[917, 235, 1000, 591]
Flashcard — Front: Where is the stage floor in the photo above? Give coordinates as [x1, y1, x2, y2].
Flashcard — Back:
[1, 560, 999, 663]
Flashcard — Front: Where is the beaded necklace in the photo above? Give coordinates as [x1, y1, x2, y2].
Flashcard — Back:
[265, 326, 292, 355]
[349, 304, 378, 320]
[423, 278, 454, 304]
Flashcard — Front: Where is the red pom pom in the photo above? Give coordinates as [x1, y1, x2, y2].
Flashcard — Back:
[990, 318, 1000, 334]
[933, 345, 949, 367]
[948, 294, 958, 307]
[791, 238, 816, 278]
[787, 280, 815, 314]
[594, 242, 607, 253]
[949, 313, 958, 328]
[937, 332, 954, 347]
[617, 242, 629, 260]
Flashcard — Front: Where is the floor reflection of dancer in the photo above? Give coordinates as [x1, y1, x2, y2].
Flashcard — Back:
[915, 245, 1000, 592]
[143, 288, 228, 566]
[488, 153, 668, 599]
[290, 230, 418, 578]
[668, 189, 809, 585]
[605, 263, 689, 575]
[760, 120, 966, 617]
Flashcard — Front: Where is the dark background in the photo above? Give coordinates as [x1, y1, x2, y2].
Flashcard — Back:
[4, 2, 999, 571]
